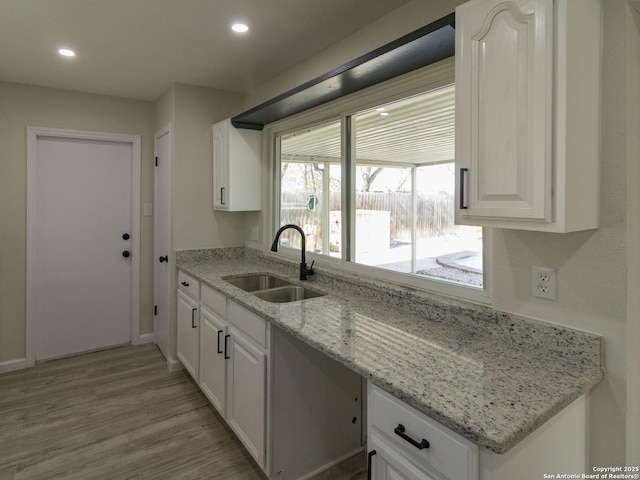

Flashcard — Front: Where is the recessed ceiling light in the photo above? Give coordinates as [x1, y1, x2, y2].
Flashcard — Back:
[380, 112, 389, 116]
[231, 23, 249, 33]
[58, 48, 76, 57]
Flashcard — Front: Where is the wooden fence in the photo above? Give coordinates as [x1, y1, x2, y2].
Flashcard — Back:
[281, 191, 455, 244]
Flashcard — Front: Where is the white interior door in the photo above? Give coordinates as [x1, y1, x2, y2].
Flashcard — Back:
[31, 133, 137, 361]
[154, 124, 171, 360]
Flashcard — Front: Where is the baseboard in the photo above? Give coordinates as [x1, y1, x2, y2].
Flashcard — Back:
[0, 358, 27, 374]
[297, 447, 364, 480]
[138, 333, 155, 345]
[166, 356, 183, 373]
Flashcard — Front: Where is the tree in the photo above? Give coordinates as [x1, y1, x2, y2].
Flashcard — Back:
[360, 166, 382, 192]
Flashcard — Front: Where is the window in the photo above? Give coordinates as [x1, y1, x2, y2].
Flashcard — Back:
[273, 63, 484, 293]
[279, 120, 342, 257]
[351, 87, 482, 287]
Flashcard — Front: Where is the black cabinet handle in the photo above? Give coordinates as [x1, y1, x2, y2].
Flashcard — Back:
[181, 281, 189, 287]
[224, 334, 230, 359]
[191, 308, 197, 328]
[367, 450, 377, 480]
[159, 255, 168, 263]
[459, 167, 468, 209]
[217, 330, 223, 354]
[394, 424, 429, 450]
[221, 187, 225, 205]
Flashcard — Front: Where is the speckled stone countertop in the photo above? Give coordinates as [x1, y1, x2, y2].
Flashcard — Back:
[176, 248, 603, 454]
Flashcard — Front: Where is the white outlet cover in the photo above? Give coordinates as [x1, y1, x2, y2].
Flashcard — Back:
[532, 266, 557, 300]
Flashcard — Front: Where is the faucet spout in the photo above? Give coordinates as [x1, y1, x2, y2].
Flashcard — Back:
[271, 224, 314, 280]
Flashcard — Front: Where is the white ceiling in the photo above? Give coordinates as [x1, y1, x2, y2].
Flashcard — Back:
[0, 0, 410, 102]
[281, 84, 455, 165]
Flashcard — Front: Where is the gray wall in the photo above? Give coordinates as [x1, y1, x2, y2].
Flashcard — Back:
[0, 81, 155, 360]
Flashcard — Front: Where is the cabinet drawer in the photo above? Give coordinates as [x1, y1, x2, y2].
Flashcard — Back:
[201, 284, 226, 318]
[368, 383, 478, 480]
[227, 301, 267, 348]
[178, 271, 199, 300]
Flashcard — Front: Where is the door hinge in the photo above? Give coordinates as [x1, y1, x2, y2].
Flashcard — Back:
[154, 305, 158, 315]
[155, 156, 158, 167]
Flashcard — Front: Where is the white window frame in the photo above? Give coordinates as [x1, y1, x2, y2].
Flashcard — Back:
[264, 58, 492, 304]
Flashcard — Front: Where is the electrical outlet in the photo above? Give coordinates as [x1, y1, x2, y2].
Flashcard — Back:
[532, 266, 557, 300]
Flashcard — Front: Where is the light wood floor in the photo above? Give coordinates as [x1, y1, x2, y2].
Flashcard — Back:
[0, 344, 366, 480]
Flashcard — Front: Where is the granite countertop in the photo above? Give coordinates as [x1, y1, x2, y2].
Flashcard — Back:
[176, 248, 603, 455]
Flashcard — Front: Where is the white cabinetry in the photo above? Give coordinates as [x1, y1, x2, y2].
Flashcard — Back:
[178, 279, 269, 470]
[455, 0, 601, 232]
[199, 284, 227, 415]
[368, 383, 478, 480]
[225, 301, 268, 468]
[212, 118, 262, 211]
[176, 271, 200, 381]
[367, 382, 587, 480]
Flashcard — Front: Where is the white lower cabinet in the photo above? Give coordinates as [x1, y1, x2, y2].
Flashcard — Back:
[199, 307, 227, 415]
[176, 289, 199, 381]
[225, 325, 267, 467]
[369, 432, 436, 480]
[368, 382, 478, 480]
[367, 382, 588, 480]
[225, 301, 269, 468]
[189, 285, 268, 469]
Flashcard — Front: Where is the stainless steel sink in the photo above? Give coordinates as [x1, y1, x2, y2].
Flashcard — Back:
[252, 285, 326, 303]
[222, 274, 326, 303]
[222, 274, 291, 292]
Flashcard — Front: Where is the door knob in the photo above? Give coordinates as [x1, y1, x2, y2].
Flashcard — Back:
[159, 255, 168, 263]
[122, 251, 130, 258]
[122, 233, 130, 240]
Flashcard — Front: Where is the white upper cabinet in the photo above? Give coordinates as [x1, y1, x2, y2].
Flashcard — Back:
[212, 119, 262, 211]
[455, 0, 601, 232]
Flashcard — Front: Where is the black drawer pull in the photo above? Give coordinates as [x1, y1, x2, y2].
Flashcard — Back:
[181, 281, 189, 287]
[191, 308, 197, 328]
[367, 450, 377, 480]
[459, 167, 468, 209]
[224, 334, 230, 359]
[394, 424, 429, 450]
[217, 330, 223, 354]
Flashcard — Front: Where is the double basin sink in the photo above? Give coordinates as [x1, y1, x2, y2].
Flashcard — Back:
[222, 274, 326, 304]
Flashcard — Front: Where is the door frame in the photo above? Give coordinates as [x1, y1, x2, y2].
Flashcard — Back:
[26, 126, 141, 367]
[153, 123, 175, 367]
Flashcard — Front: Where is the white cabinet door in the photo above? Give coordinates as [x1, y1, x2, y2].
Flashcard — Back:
[372, 454, 434, 480]
[455, 0, 601, 232]
[199, 308, 227, 416]
[369, 434, 436, 480]
[212, 119, 262, 212]
[456, 0, 553, 223]
[176, 290, 199, 381]
[212, 120, 229, 210]
[226, 327, 266, 468]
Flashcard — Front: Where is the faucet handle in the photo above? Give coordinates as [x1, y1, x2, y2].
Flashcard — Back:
[300, 260, 315, 280]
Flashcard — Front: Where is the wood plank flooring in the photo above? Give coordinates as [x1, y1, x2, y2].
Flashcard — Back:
[0, 344, 366, 480]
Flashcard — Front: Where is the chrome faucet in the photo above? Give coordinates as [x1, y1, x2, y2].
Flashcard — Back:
[271, 224, 315, 280]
